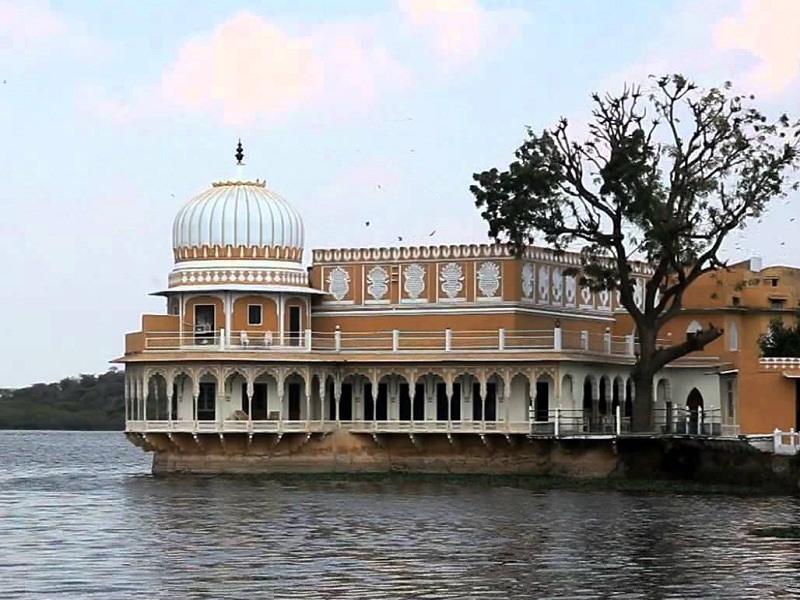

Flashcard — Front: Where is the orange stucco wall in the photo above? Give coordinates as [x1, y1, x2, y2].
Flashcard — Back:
[185, 296, 224, 331]
[232, 296, 278, 333]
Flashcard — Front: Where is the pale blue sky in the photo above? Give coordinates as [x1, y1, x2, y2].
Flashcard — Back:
[1, 0, 798, 386]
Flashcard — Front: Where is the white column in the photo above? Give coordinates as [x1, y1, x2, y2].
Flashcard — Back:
[225, 292, 232, 342]
[278, 293, 285, 345]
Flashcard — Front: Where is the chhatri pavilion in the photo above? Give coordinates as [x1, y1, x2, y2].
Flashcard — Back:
[119, 146, 738, 472]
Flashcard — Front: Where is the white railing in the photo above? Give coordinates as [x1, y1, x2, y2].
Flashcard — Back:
[139, 326, 642, 356]
[127, 419, 530, 435]
[127, 413, 735, 438]
[774, 429, 800, 455]
[526, 406, 733, 438]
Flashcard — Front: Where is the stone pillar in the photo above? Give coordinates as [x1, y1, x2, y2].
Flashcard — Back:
[463, 376, 473, 422]
[334, 378, 341, 422]
[247, 380, 254, 421]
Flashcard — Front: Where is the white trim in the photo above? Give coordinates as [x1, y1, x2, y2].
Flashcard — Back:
[247, 303, 263, 326]
[171, 259, 303, 270]
[311, 305, 616, 321]
[152, 284, 326, 296]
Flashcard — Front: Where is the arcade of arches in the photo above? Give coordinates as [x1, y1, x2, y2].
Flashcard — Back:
[127, 363, 711, 432]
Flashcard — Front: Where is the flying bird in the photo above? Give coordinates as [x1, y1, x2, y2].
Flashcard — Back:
[365, 221, 370, 227]
[428, 230, 436, 236]
[398, 236, 403, 242]
[376, 184, 382, 190]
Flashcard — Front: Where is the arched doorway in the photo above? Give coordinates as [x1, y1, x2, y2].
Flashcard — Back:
[535, 374, 552, 422]
[686, 388, 704, 435]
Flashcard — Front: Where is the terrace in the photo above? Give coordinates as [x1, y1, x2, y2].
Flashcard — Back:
[126, 324, 660, 358]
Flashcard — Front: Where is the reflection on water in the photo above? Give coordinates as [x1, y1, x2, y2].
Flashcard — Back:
[1, 431, 800, 599]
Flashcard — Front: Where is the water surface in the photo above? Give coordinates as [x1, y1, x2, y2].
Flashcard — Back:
[2, 431, 799, 599]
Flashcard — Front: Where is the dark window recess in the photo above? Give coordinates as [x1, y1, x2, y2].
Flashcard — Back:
[731, 296, 741, 307]
[289, 306, 301, 345]
[197, 382, 216, 420]
[248, 304, 262, 325]
[770, 298, 786, 309]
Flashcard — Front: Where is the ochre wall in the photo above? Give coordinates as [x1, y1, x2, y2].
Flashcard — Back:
[141, 314, 179, 332]
[185, 296, 224, 331]
[232, 296, 278, 333]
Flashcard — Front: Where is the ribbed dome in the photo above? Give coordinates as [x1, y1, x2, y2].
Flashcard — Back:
[172, 180, 304, 260]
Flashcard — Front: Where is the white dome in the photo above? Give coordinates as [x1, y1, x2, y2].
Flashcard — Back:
[172, 180, 304, 256]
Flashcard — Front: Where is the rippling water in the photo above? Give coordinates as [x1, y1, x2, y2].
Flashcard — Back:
[2, 431, 800, 599]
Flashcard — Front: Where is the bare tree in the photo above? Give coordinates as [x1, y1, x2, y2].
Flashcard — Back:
[471, 75, 800, 430]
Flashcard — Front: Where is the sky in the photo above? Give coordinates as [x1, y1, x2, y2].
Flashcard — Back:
[1, 0, 799, 387]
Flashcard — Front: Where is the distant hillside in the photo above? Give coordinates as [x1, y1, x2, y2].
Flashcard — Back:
[0, 370, 124, 430]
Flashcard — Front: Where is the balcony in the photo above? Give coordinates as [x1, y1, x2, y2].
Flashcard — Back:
[127, 326, 658, 358]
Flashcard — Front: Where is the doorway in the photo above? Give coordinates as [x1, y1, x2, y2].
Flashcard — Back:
[288, 306, 301, 346]
[194, 305, 215, 344]
[339, 383, 353, 420]
[288, 382, 301, 420]
[535, 380, 549, 422]
[399, 384, 411, 421]
[686, 388, 704, 434]
[241, 383, 268, 420]
[197, 382, 216, 420]
[436, 383, 448, 420]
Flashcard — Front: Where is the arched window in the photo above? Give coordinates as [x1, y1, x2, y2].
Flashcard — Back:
[728, 321, 739, 351]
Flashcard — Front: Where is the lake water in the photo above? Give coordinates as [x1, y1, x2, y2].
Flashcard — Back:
[1, 431, 800, 599]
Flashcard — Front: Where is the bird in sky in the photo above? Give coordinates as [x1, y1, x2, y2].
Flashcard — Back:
[398, 236, 403, 242]
[376, 184, 381, 190]
[365, 221, 370, 227]
[429, 230, 436, 236]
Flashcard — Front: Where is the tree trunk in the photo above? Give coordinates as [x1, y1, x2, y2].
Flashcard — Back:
[631, 368, 654, 432]
[631, 328, 657, 432]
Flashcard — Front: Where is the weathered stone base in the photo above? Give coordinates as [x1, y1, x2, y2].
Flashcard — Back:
[127, 432, 800, 491]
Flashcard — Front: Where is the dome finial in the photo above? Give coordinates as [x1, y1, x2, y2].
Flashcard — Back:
[235, 139, 244, 165]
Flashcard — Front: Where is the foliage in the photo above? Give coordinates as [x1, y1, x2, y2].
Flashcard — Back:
[471, 74, 800, 427]
[758, 318, 800, 357]
[0, 369, 124, 430]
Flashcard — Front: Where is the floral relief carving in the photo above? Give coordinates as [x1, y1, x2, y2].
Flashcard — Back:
[598, 289, 610, 309]
[366, 266, 389, 301]
[521, 262, 534, 298]
[439, 262, 464, 299]
[477, 262, 501, 297]
[327, 266, 350, 301]
[404, 264, 426, 299]
[538, 265, 550, 303]
[551, 267, 563, 303]
[580, 285, 592, 306]
[565, 275, 576, 305]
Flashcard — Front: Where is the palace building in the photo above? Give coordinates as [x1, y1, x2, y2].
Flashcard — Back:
[119, 148, 771, 472]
